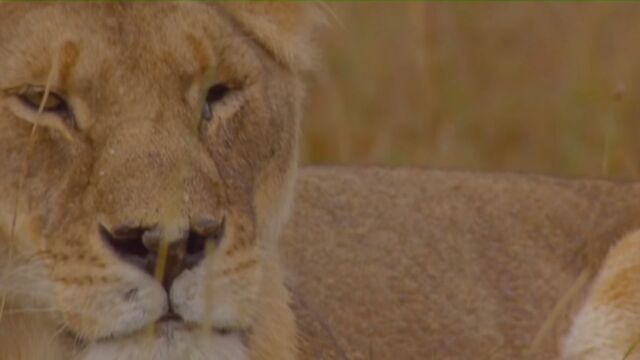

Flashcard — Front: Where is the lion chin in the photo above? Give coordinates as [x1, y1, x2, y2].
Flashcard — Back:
[78, 321, 248, 360]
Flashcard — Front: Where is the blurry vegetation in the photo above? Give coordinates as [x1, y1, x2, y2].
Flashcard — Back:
[302, 2, 640, 179]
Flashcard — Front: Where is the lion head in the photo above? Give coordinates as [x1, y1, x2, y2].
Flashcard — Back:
[0, 3, 319, 359]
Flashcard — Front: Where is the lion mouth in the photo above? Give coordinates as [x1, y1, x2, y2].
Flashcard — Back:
[154, 311, 240, 337]
[157, 311, 183, 324]
[149, 320, 248, 345]
[65, 315, 245, 346]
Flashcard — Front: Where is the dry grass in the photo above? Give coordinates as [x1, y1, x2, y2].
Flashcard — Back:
[303, 2, 640, 179]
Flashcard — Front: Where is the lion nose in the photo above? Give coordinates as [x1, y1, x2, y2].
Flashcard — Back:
[99, 218, 224, 290]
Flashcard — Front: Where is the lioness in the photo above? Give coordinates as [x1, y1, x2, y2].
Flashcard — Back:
[0, 3, 319, 359]
[2, 3, 639, 360]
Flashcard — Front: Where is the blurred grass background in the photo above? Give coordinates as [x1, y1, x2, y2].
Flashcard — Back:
[301, 2, 640, 179]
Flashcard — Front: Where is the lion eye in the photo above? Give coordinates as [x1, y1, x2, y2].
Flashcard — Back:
[202, 83, 231, 122]
[18, 89, 75, 127]
[20, 90, 66, 113]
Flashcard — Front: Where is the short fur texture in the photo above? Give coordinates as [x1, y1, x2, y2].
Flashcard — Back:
[281, 167, 640, 359]
[0, 3, 319, 359]
[562, 229, 640, 360]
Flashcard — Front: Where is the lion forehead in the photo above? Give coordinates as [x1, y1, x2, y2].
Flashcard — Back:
[0, 3, 251, 92]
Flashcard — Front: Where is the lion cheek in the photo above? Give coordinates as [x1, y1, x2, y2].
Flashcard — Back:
[170, 263, 261, 331]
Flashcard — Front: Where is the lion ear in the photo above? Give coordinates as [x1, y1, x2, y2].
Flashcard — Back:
[220, 2, 323, 72]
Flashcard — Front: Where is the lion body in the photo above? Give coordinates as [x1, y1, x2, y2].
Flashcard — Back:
[283, 167, 640, 359]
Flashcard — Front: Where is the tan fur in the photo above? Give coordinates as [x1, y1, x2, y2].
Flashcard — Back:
[0, 3, 319, 359]
[282, 167, 640, 359]
[3, 3, 638, 360]
[562, 230, 640, 360]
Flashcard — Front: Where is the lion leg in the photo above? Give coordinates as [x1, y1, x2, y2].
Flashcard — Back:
[563, 230, 640, 360]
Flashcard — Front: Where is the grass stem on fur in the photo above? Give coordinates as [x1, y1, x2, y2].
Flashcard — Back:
[623, 338, 640, 360]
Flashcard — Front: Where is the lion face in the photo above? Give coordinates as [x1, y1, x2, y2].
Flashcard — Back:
[0, 3, 311, 358]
